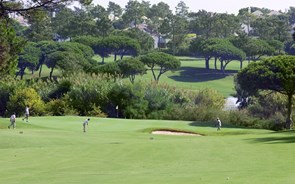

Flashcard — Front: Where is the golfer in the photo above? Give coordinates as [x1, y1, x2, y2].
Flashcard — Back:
[217, 118, 222, 131]
[83, 118, 90, 132]
[8, 113, 16, 129]
[22, 106, 29, 122]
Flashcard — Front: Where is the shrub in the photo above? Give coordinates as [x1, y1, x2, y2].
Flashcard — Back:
[45, 96, 77, 116]
[86, 104, 107, 117]
[194, 88, 225, 110]
[144, 87, 173, 114]
[248, 91, 286, 119]
[7, 87, 45, 116]
[108, 82, 148, 119]
[28, 79, 57, 102]
[48, 80, 72, 100]
[0, 77, 27, 116]
[64, 72, 115, 115]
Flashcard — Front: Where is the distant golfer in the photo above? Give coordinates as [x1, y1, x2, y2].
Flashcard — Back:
[22, 106, 29, 122]
[217, 118, 222, 131]
[83, 118, 90, 132]
[8, 113, 16, 129]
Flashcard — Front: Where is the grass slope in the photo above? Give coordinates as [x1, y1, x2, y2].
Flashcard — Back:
[1, 117, 295, 184]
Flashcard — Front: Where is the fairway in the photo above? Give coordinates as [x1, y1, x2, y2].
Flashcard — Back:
[1, 117, 295, 184]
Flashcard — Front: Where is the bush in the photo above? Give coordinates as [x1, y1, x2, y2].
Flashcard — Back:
[0, 77, 27, 117]
[28, 79, 57, 102]
[108, 82, 148, 119]
[45, 96, 77, 116]
[47, 80, 72, 100]
[248, 91, 287, 119]
[86, 104, 107, 117]
[144, 87, 173, 114]
[194, 88, 225, 110]
[64, 72, 115, 115]
[7, 87, 45, 116]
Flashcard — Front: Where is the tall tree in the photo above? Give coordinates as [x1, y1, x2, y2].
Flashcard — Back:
[51, 7, 76, 40]
[95, 14, 113, 38]
[17, 42, 41, 79]
[122, 0, 144, 28]
[237, 55, 295, 129]
[147, 2, 171, 19]
[140, 52, 181, 83]
[159, 14, 188, 55]
[118, 57, 146, 84]
[146, 2, 171, 48]
[107, 1, 122, 21]
[251, 15, 291, 42]
[0, 0, 91, 18]
[287, 7, 295, 25]
[241, 39, 275, 62]
[213, 13, 241, 38]
[25, 10, 53, 41]
[175, 1, 189, 18]
[112, 28, 154, 53]
[188, 10, 216, 38]
[0, 20, 25, 76]
[211, 41, 246, 73]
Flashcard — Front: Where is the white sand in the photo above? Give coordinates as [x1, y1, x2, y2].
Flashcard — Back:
[152, 131, 202, 136]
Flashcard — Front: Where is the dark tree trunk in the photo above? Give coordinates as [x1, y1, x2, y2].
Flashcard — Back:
[240, 60, 243, 69]
[39, 64, 43, 77]
[205, 57, 210, 69]
[214, 57, 217, 70]
[50, 67, 54, 80]
[220, 60, 225, 74]
[285, 94, 293, 129]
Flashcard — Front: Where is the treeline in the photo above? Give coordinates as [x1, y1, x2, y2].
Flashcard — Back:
[1, 73, 290, 130]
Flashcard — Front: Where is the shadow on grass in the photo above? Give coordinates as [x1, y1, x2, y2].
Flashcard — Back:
[247, 131, 295, 144]
[169, 67, 239, 83]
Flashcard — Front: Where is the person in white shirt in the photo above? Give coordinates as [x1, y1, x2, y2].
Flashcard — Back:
[8, 113, 16, 129]
[83, 118, 90, 132]
[217, 118, 222, 131]
[22, 106, 29, 122]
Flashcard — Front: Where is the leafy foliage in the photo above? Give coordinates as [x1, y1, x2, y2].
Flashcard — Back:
[117, 57, 146, 83]
[17, 42, 41, 79]
[237, 55, 295, 129]
[140, 52, 181, 82]
[0, 21, 25, 76]
[7, 87, 45, 116]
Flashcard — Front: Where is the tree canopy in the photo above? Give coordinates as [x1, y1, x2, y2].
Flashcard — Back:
[140, 52, 180, 82]
[237, 55, 295, 129]
[118, 57, 146, 84]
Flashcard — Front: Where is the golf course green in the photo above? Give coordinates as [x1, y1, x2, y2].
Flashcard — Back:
[1, 116, 295, 184]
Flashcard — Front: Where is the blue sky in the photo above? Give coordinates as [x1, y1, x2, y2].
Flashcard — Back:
[92, 0, 294, 14]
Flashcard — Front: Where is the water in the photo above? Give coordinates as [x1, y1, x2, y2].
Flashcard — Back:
[224, 96, 239, 111]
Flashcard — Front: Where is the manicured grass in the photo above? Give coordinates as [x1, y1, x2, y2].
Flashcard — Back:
[1, 117, 295, 184]
[136, 57, 248, 96]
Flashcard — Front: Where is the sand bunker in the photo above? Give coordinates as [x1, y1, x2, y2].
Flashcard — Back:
[152, 130, 202, 136]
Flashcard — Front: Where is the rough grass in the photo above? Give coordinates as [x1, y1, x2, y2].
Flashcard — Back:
[1, 116, 295, 184]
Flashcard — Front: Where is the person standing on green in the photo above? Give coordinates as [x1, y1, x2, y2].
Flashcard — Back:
[83, 118, 90, 132]
[22, 106, 29, 122]
[8, 113, 16, 129]
[217, 118, 222, 131]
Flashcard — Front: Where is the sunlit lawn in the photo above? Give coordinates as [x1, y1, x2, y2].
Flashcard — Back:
[1, 116, 295, 184]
